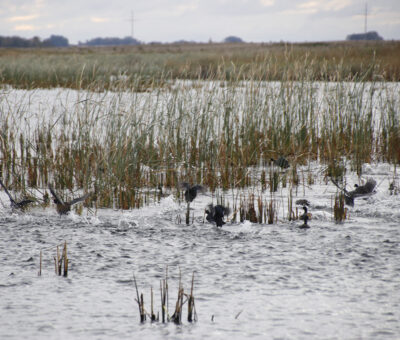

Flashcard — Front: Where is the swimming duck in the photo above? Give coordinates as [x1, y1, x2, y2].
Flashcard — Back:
[180, 182, 205, 203]
[331, 178, 377, 207]
[0, 179, 34, 210]
[270, 156, 289, 169]
[205, 204, 231, 227]
[299, 206, 310, 228]
[48, 184, 90, 215]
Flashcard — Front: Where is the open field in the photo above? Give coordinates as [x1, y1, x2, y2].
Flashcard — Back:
[0, 41, 400, 90]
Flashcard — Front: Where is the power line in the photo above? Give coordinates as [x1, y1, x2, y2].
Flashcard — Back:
[127, 10, 134, 39]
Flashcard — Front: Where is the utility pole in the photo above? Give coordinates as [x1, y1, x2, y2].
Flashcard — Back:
[129, 11, 134, 39]
[364, 2, 368, 34]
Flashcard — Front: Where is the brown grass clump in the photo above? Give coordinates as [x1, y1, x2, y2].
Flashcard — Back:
[133, 268, 197, 324]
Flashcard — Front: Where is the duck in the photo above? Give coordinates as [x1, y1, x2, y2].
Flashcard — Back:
[180, 182, 205, 203]
[48, 184, 90, 215]
[331, 178, 377, 207]
[299, 206, 310, 228]
[205, 204, 231, 227]
[270, 156, 289, 169]
[0, 179, 34, 210]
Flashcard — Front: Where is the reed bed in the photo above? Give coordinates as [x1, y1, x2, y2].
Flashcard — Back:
[0, 56, 399, 219]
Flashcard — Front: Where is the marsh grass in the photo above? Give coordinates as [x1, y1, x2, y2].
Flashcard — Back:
[334, 193, 347, 223]
[54, 241, 68, 277]
[0, 46, 399, 220]
[134, 269, 196, 324]
[0, 41, 399, 90]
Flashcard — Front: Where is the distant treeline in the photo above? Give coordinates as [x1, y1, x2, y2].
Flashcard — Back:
[0, 35, 141, 48]
[0, 35, 69, 48]
[0, 34, 246, 48]
[79, 36, 141, 46]
[346, 31, 383, 41]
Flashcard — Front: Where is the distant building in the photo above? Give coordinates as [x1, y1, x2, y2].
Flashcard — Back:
[346, 31, 383, 41]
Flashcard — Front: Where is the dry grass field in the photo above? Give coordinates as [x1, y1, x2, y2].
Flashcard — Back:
[0, 40, 399, 90]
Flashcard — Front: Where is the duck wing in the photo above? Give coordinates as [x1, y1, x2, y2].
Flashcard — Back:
[330, 178, 351, 196]
[68, 193, 91, 206]
[179, 182, 190, 190]
[14, 199, 34, 209]
[222, 206, 231, 216]
[296, 199, 310, 206]
[0, 179, 17, 205]
[349, 178, 377, 198]
[48, 184, 65, 205]
[192, 185, 205, 193]
[330, 178, 354, 206]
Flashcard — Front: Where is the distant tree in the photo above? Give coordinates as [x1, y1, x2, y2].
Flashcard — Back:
[346, 31, 383, 41]
[223, 36, 244, 43]
[79, 36, 140, 46]
[173, 40, 196, 44]
[43, 35, 69, 47]
[31, 36, 41, 47]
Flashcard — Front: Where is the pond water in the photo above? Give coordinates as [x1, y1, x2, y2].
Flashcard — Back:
[1, 83, 400, 338]
[1, 162, 399, 339]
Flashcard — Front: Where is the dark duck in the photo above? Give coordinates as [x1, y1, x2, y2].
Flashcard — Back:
[299, 206, 310, 229]
[180, 182, 205, 203]
[205, 204, 231, 227]
[0, 179, 34, 210]
[331, 178, 377, 207]
[48, 184, 90, 215]
[270, 156, 289, 169]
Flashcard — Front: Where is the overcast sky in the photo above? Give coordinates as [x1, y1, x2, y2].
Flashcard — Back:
[1, 0, 399, 44]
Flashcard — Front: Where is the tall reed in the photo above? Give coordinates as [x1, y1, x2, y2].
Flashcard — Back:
[1, 57, 398, 212]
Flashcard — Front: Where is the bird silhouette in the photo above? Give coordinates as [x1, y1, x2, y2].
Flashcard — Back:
[331, 178, 377, 207]
[0, 179, 34, 210]
[180, 182, 205, 203]
[205, 204, 231, 227]
[295, 199, 310, 207]
[299, 206, 310, 229]
[270, 156, 289, 169]
[48, 184, 90, 215]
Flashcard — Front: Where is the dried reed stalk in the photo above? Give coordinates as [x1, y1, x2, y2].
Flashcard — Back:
[38, 250, 42, 276]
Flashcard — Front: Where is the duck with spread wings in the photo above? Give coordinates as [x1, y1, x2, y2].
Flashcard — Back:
[331, 178, 377, 207]
[0, 179, 34, 210]
[48, 184, 91, 215]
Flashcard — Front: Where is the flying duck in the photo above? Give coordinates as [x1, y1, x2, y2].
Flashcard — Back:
[331, 178, 377, 207]
[180, 182, 205, 203]
[48, 184, 90, 215]
[205, 204, 231, 227]
[0, 179, 34, 210]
